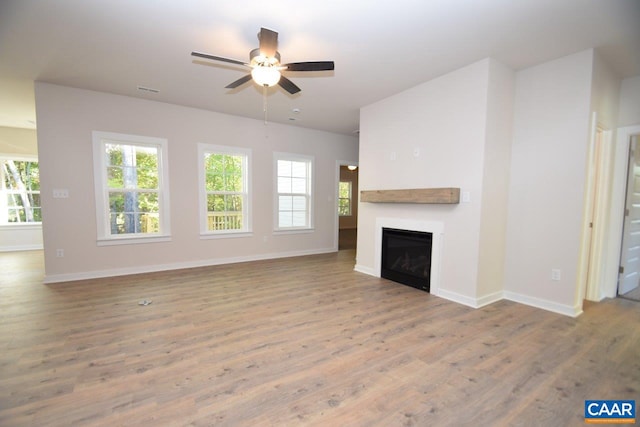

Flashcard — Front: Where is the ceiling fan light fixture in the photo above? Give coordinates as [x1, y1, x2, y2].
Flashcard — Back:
[251, 66, 281, 87]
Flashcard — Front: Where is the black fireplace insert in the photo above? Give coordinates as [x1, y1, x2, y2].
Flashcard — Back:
[381, 227, 432, 292]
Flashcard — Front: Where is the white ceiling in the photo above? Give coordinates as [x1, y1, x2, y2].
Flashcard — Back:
[1, 0, 639, 135]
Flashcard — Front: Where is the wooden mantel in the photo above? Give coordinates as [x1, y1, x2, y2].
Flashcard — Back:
[360, 187, 460, 204]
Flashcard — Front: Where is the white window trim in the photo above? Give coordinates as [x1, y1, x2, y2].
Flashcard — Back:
[0, 154, 41, 226]
[273, 152, 314, 233]
[197, 143, 252, 238]
[92, 131, 171, 245]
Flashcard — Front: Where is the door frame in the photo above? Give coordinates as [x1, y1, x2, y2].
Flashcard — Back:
[578, 114, 611, 304]
[334, 160, 358, 251]
[603, 125, 640, 298]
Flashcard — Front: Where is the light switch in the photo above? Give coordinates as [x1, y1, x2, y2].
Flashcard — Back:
[462, 191, 471, 203]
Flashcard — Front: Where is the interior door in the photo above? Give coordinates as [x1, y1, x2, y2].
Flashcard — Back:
[619, 136, 640, 295]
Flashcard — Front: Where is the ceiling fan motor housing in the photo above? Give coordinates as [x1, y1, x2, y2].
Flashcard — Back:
[250, 48, 281, 67]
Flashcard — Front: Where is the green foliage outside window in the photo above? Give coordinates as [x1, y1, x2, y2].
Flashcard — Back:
[204, 153, 245, 231]
[338, 181, 351, 216]
[105, 144, 160, 234]
[1, 159, 41, 223]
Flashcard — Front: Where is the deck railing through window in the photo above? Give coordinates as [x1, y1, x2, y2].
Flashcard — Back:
[207, 212, 243, 231]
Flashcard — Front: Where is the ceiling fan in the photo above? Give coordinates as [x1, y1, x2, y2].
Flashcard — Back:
[191, 27, 334, 94]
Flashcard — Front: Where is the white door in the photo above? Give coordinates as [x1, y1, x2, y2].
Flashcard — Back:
[619, 136, 640, 295]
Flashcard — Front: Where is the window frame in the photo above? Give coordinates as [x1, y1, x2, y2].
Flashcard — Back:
[0, 155, 41, 226]
[198, 143, 252, 239]
[92, 131, 171, 246]
[338, 180, 352, 217]
[273, 152, 314, 233]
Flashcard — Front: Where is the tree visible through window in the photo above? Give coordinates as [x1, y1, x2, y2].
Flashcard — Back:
[105, 144, 160, 234]
[201, 147, 249, 233]
[0, 158, 41, 224]
[93, 131, 170, 243]
[339, 181, 351, 216]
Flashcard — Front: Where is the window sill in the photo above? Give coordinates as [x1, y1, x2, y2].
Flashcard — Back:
[200, 231, 253, 240]
[273, 228, 315, 235]
[97, 235, 172, 246]
[0, 223, 42, 230]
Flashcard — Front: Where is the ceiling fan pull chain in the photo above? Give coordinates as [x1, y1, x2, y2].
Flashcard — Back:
[263, 85, 268, 125]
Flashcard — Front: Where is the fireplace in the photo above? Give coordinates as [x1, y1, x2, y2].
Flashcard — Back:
[381, 227, 432, 292]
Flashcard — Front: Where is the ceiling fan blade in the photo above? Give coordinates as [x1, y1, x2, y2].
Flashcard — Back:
[191, 51, 248, 67]
[283, 61, 335, 72]
[225, 74, 253, 89]
[258, 28, 278, 57]
[278, 75, 301, 94]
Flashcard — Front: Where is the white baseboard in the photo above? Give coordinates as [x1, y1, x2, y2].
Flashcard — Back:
[354, 264, 377, 276]
[475, 291, 504, 308]
[350, 267, 581, 317]
[433, 288, 478, 308]
[503, 291, 583, 317]
[43, 247, 336, 284]
[432, 289, 503, 309]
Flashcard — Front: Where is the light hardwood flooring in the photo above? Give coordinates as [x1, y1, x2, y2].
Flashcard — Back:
[621, 285, 640, 302]
[0, 250, 639, 426]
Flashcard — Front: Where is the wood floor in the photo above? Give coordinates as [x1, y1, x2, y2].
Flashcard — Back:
[0, 250, 639, 426]
[621, 284, 640, 302]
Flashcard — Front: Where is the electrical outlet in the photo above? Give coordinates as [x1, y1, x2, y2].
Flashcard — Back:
[551, 269, 561, 281]
[53, 189, 69, 198]
[56, 249, 64, 258]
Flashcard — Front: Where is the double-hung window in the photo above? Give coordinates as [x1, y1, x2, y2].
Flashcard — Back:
[0, 157, 41, 224]
[338, 181, 352, 216]
[92, 131, 170, 244]
[274, 152, 313, 231]
[198, 144, 251, 237]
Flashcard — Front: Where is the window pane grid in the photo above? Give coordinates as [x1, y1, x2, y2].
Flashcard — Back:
[203, 151, 248, 232]
[276, 157, 312, 229]
[339, 181, 352, 216]
[100, 140, 164, 236]
[1, 159, 41, 224]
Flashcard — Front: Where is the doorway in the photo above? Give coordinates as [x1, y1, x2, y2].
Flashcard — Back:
[580, 123, 640, 305]
[618, 135, 640, 302]
[338, 164, 358, 250]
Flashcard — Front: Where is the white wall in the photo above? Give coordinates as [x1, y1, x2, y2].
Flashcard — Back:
[618, 76, 640, 127]
[356, 58, 512, 306]
[0, 126, 43, 251]
[35, 83, 358, 282]
[503, 50, 594, 316]
[476, 60, 515, 301]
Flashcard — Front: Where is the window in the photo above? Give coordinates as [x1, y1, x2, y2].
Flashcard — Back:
[338, 181, 352, 216]
[0, 157, 41, 224]
[92, 131, 170, 244]
[274, 153, 313, 231]
[198, 144, 251, 236]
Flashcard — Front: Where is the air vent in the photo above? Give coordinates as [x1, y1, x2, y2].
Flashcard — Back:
[137, 86, 160, 93]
